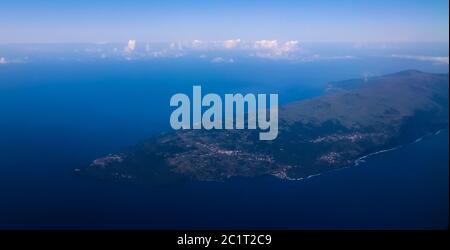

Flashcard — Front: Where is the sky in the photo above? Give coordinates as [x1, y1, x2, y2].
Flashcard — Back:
[0, 0, 448, 43]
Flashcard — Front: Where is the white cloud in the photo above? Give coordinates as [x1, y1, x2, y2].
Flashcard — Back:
[391, 54, 449, 64]
[173, 39, 299, 58]
[223, 39, 241, 49]
[279, 40, 299, 53]
[321, 55, 356, 61]
[211, 57, 234, 63]
[0, 57, 24, 64]
[124, 39, 136, 53]
[170, 42, 184, 50]
[146, 50, 185, 58]
[191, 40, 204, 48]
[254, 40, 279, 49]
[252, 40, 300, 58]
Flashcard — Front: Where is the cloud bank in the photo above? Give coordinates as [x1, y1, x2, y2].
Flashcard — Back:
[391, 54, 449, 64]
[223, 39, 241, 49]
[252, 40, 300, 58]
[211, 57, 234, 63]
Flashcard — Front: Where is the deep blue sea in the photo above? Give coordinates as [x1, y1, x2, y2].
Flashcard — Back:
[0, 56, 448, 229]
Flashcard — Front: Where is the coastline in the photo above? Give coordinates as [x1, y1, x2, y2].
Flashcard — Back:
[273, 128, 447, 182]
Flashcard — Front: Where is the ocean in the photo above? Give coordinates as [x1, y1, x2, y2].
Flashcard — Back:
[0, 56, 448, 229]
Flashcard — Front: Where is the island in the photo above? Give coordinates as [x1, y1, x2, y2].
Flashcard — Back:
[80, 70, 449, 184]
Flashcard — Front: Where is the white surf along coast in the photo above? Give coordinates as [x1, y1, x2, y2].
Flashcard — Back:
[273, 129, 447, 182]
